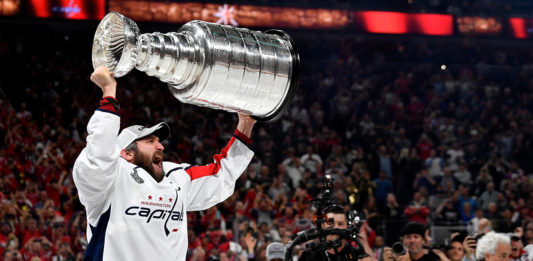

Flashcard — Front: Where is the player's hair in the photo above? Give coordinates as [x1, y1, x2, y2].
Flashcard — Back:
[476, 232, 510, 260]
[124, 142, 138, 153]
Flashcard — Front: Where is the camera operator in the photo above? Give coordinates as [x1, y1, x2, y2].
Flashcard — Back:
[299, 205, 373, 261]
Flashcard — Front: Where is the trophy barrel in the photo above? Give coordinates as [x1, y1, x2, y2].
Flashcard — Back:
[167, 21, 300, 122]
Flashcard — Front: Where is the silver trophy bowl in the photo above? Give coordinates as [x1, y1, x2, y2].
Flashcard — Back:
[92, 12, 300, 122]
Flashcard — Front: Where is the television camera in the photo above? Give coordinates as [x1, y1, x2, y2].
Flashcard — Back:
[284, 175, 369, 260]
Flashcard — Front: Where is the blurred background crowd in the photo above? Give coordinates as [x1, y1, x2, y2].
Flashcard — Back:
[2, 1, 533, 260]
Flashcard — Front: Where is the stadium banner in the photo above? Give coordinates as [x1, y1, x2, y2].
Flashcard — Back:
[456, 16, 502, 35]
[0, 0, 105, 19]
[108, 1, 351, 29]
[108, 1, 453, 35]
[508, 17, 533, 39]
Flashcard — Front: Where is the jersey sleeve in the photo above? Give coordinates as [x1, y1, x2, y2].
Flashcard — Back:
[185, 129, 254, 211]
[72, 105, 121, 224]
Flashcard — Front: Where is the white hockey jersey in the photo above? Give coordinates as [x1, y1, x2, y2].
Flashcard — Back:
[73, 109, 254, 260]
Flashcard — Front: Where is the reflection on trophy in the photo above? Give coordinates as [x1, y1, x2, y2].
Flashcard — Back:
[92, 12, 300, 122]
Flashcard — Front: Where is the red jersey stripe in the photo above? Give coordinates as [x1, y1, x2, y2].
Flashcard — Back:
[186, 136, 236, 180]
[98, 96, 119, 113]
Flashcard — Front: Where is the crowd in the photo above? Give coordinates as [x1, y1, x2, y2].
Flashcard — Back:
[0, 20, 533, 261]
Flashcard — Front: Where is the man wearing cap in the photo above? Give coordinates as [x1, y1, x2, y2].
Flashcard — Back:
[266, 242, 287, 261]
[73, 66, 256, 260]
[400, 222, 439, 261]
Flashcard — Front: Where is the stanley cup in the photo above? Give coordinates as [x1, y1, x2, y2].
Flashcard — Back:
[92, 12, 300, 122]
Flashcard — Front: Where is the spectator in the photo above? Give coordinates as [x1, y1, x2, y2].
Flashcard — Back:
[382, 193, 402, 219]
[374, 171, 393, 207]
[265, 242, 286, 261]
[377, 145, 393, 179]
[475, 232, 511, 261]
[281, 148, 305, 189]
[400, 222, 439, 261]
[404, 192, 430, 224]
[51, 242, 74, 261]
[474, 165, 493, 196]
[445, 234, 465, 261]
[440, 167, 457, 195]
[435, 197, 460, 225]
[4, 249, 23, 261]
[453, 162, 472, 186]
[446, 142, 465, 172]
[425, 149, 444, 179]
[456, 185, 477, 219]
[478, 182, 499, 211]
[509, 233, 527, 261]
[300, 146, 323, 174]
[413, 169, 436, 195]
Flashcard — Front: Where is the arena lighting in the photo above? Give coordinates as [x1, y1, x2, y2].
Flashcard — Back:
[457, 16, 502, 35]
[509, 18, 528, 39]
[0, 0, 20, 15]
[412, 14, 454, 35]
[355, 11, 408, 34]
[29, 0, 50, 17]
[353, 11, 453, 35]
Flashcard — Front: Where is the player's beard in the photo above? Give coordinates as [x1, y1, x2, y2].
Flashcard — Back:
[133, 150, 164, 181]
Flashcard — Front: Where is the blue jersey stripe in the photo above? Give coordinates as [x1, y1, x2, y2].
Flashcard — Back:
[85, 206, 111, 261]
[165, 167, 184, 177]
[96, 108, 120, 117]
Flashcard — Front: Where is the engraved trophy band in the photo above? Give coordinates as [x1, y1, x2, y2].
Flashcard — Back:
[92, 12, 300, 122]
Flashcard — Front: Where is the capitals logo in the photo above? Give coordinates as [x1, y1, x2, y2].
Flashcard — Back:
[125, 189, 184, 236]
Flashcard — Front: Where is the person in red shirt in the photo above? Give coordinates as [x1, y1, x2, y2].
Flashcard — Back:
[20, 237, 54, 261]
[21, 218, 43, 247]
[50, 223, 71, 247]
[404, 192, 430, 224]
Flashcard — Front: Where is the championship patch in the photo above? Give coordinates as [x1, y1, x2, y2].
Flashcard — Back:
[130, 168, 144, 184]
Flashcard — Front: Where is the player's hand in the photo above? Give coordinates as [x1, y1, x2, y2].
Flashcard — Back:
[91, 66, 117, 97]
[237, 113, 256, 125]
[237, 113, 256, 138]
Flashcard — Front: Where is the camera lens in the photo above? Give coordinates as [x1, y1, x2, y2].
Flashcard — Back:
[392, 242, 406, 255]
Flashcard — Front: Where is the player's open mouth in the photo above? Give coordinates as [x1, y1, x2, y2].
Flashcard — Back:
[153, 155, 162, 171]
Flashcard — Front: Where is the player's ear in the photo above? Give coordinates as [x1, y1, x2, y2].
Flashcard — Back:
[120, 149, 134, 162]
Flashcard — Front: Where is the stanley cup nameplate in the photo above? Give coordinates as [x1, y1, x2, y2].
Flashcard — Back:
[92, 12, 300, 122]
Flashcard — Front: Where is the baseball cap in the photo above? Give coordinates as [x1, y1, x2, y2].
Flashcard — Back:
[401, 222, 426, 237]
[117, 122, 170, 149]
[266, 242, 286, 260]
